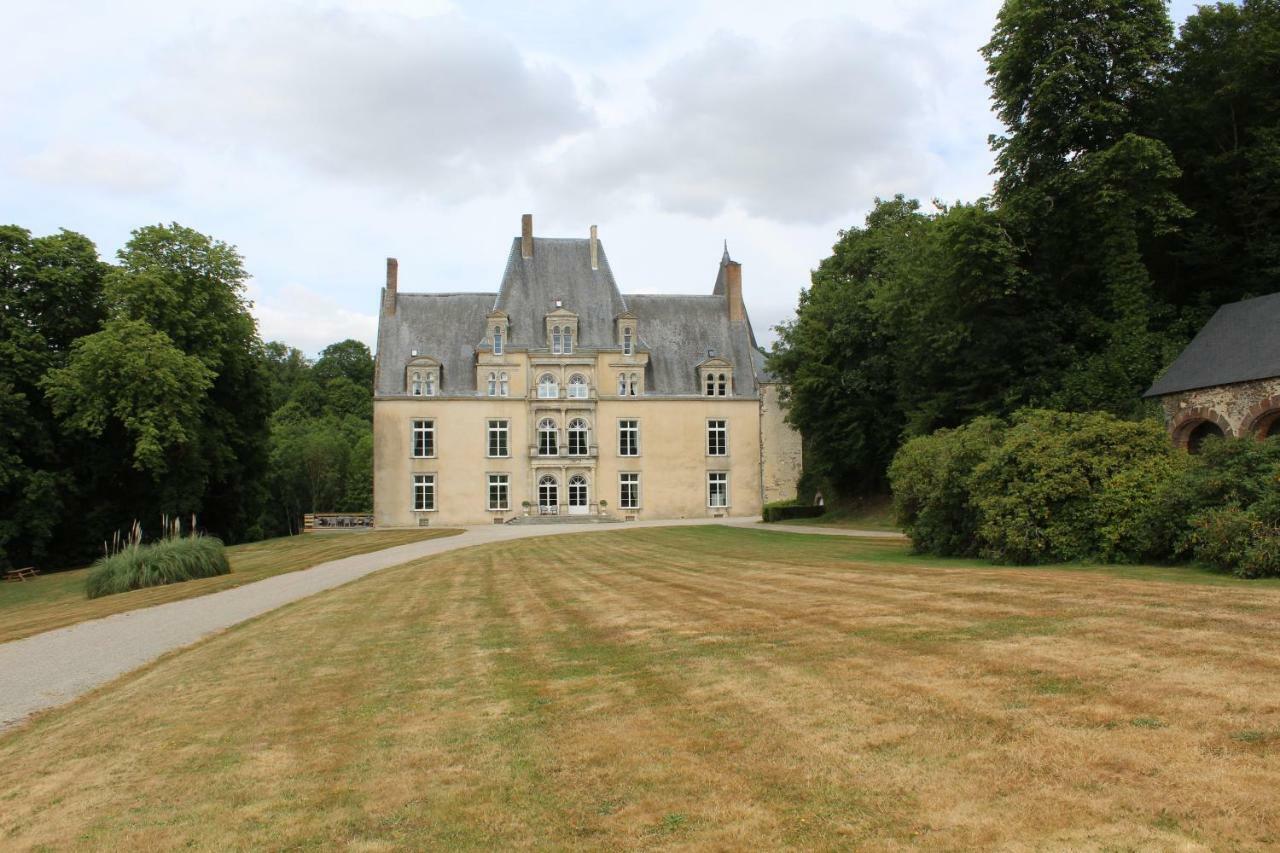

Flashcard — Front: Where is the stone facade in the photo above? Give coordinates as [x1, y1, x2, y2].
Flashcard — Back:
[1158, 376, 1280, 447]
[759, 382, 802, 504]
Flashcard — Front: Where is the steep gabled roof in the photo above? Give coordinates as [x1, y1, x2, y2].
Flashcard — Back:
[626, 294, 760, 396]
[375, 292, 493, 395]
[1145, 292, 1280, 397]
[493, 237, 627, 348]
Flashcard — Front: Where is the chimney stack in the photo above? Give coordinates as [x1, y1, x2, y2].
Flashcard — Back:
[521, 213, 533, 259]
[383, 257, 398, 315]
[589, 224, 598, 270]
[725, 261, 745, 322]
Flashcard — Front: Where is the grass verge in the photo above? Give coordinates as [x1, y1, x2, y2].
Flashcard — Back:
[1, 525, 1278, 848]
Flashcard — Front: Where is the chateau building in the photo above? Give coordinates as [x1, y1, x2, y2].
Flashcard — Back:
[372, 215, 802, 526]
[1145, 291, 1280, 451]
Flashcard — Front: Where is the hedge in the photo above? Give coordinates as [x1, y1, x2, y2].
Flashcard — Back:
[763, 505, 825, 522]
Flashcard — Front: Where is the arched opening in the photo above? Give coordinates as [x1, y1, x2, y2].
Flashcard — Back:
[538, 373, 558, 399]
[498, 371, 509, 397]
[628, 373, 638, 396]
[1250, 409, 1280, 440]
[538, 417, 558, 456]
[568, 474, 589, 515]
[486, 372, 497, 396]
[568, 374, 588, 399]
[538, 475, 559, 515]
[1187, 420, 1225, 453]
[567, 418, 589, 455]
[552, 325, 563, 354]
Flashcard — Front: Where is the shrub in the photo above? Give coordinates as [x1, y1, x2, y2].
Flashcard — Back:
[889, 417, 1006, 556]
[1186, 507, 1258, 573]
[86, 523, 229, 599]
[970, 411, 1177, 564]
[763, 505, 824, 522]
[1240, 528, 1280, 579]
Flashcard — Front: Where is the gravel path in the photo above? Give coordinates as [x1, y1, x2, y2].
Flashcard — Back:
[0, 518, 902, 730]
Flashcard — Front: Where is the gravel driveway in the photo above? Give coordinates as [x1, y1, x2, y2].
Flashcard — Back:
[0, 519, 902, 730]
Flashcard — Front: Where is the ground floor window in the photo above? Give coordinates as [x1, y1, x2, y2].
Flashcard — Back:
[707, 472, 728, 508]
[619, 473, 639, 509]
[488, 473, 509, 511]
[413, 473, 435, 511]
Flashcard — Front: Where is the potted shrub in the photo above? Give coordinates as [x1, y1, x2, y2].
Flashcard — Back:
[521, 500, 531, 517]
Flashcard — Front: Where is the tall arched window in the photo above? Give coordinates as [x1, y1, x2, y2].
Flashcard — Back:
[538, 474, 558, 514]
[487, 372, 497, 396]
[563, 327, 574, 354]
[717, 373, 727, 396]
[617, 373, 627, 396]
[538, 417, 558, 456]
[568, 374, 588, 399]
[538, 373, 558, 399]
[498, 371, 509, 397]
[568, 418, 589, 455]
[568, 474, 588, 510]
[492, 326, 504, 355]
[411, 372, 423, 396]
[552, 325, 563, 354]
[628, 373, 638, 396]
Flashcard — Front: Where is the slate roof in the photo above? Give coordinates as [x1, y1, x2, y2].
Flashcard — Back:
[1145, 292, 1280, 397]
[375, 233, 772, 397]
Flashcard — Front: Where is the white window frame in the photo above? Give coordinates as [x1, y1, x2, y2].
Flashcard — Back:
[492, 326, 504, 355]
[568, 373, 588, 399]
[552, 325, 563, 355]
[413, 473, 436, 512]
[487, 473, 510, 511]
[618, 418, 639, 457]
[628, 372, 638, 396]
[411, 419, 435, 458]
[623, 328, 633, 355]
[487, 371, 497, 396]
[538, 417, 559, 457]
[707, 419, 727, 456]
[563, 327, 574, 355]
[499, 371, 509, 397]
[487, 419, 510, 458]
[708, 472, 729, 508]
[411, 371, 423, 397]
[538, 373, 559, 399]
[567, 418, 589, 456]
[619, 473, 640, 509]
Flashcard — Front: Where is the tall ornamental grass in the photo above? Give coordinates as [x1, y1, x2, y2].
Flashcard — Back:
[85, 517, 230, 599]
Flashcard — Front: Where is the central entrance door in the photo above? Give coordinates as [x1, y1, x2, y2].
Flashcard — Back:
[568, 474, 589, 515]
[538, 474, 559, 515]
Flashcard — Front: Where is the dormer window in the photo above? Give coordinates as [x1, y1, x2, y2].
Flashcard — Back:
[552, 325, 563, 354]
[615, 312, 638, 356]
[492, 326, 504, 355]
[487, 372, 497, 396]
[406, 356, 441, 397]
[545, 309, 578, 355]
[486, 311, 509, 357]
[563, 327, 574, 354]
[623, 329, 633, 355]
[699, 360, 732, 398]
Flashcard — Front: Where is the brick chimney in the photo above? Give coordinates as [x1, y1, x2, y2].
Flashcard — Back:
[590, 224, 598, 270]
[725, 260, 745, 322]
[521, 213, 533, 259]
[383, 257, 398, 315]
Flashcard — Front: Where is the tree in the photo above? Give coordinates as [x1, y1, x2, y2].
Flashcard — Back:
[313, 339, 374, 389]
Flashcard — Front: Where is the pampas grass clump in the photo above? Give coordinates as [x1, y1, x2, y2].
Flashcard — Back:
[85, 516, 230, 599]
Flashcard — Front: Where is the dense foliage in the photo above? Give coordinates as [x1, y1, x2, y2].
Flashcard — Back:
[0, 223, 373, 569]
[891, 415, 1280, 577]
[771, 0, 1280, 494]
[85, 531, 230, 599]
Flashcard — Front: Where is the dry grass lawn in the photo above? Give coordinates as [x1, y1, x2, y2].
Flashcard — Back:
[2, 526, 1279, 849]
[0, 528, 459, 644]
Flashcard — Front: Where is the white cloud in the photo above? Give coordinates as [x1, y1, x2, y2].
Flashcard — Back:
[132, 8, 593, 199]
[20, 143, 181, 195]
[249, 280, 378, 356]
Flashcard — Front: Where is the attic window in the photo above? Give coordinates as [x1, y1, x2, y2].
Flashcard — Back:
[623, 329, 633, 355]
[406, 357, 440, 397]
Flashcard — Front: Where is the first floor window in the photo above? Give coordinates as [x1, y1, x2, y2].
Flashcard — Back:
[568, 373, 588, 398]
[488, 474, 510, 511]
[707, 419, 727, 456]
[488, 419, 509, 457]
[618, 419, 639, 456]
[538, 373, 558, 399]
[538, 417, 559, 456]
[413, 473, 435, 511]
[411, 419, 435, 458]
[708, 472, 728, 508]
[619, 473, 639, 509]
[568, 418, 589, 455]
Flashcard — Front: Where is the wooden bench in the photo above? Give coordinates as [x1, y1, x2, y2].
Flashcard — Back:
[3, 567, 38, 582]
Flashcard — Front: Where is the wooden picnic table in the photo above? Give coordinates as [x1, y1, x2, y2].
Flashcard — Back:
[3, 566, 39, 581]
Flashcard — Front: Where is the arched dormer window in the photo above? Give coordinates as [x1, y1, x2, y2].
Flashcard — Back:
[424, 372, 436, 396]
[498, 371, 509, 397]
[406, 357, 440, 397]
[704, 372, 715, 396]
[411, 371, 423, 396]
[628, 372, 638, 396]
[563, 327, 574, 354]
[492, 326, 504, 356]
[487, 372, 497, 396]
[538, 373, 559, 399]
[568, 373, 588, 399]
[717, 373, 727, 396]
[552, 326, 563, 355]
[699, 359, 732, 398]
[617, 373, 627, 396]
[568, 418, 589, 455]
[538, 417, 558, 456]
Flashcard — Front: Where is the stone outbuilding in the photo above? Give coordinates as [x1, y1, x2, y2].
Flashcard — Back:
[1144, 292, 1280, 451]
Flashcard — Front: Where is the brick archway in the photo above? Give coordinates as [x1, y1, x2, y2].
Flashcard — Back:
[1170, 407, 1233, 450]
[1240, 396, 1280, 439]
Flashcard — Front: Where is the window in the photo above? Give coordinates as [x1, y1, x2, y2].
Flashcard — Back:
[707, 420, 727, 456]
[413, 473, 435, 511]
[552, 325, 562, 354]
[617, 373, 627, 396]
[568, 418, 589, 455]
[618, 419, 639, 456]
[628, 372, 638, 396]
[492, 326, 504, 355]
[717, 372, 728, 396]
[488, 474, 510, 511]
[487, 419, 509, 457]
[568, 373, 588, 399]
[487, 372, 497, 396]
[411, 419, 435, 458]
[623, 328, 633, 355]
[424, 372, 436, 396]
[563, 327, 574, 354]
[538, 417, 558, 456]
[705, 373, 716, 396]
[538, 474, 559, 514]
[619, 473, 639, 509]
[411, 371, 423, 396]
[499, 371, 509, 397]
[708, 472, 728, 508]
[568, 474, 588, 508]
[702, 370, 730, 397]
[538, 373, 558, 399]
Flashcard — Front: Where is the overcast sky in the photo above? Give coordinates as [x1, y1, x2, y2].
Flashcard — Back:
[2, 0, 1200, 355]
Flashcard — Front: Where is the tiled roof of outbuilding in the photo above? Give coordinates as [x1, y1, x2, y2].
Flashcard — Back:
[1145, 292, 1280, 397]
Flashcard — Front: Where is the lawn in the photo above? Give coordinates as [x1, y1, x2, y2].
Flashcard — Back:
[2, 526, 1279, 849]
[0, 528, 459, 644]
[773, 495, 902, 532]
